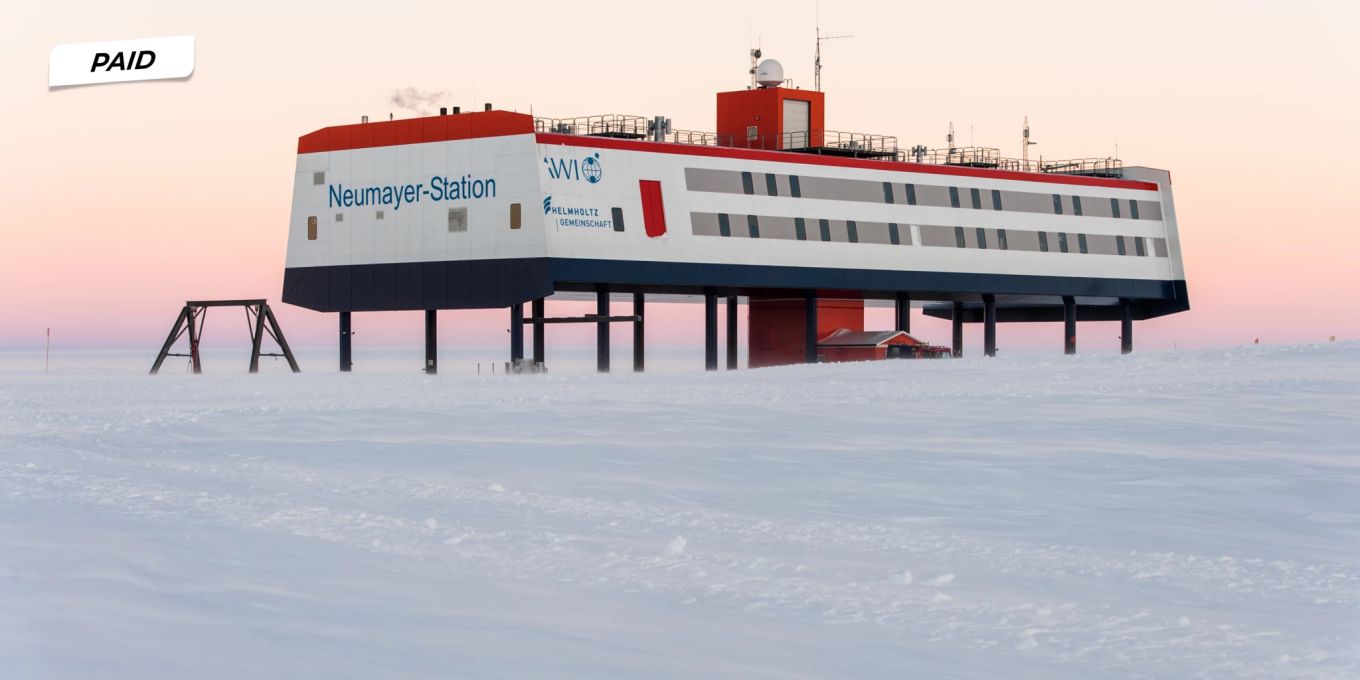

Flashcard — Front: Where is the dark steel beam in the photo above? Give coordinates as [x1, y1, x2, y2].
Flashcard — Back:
[248, 304, 265, 373]
[262, 304, 301, 373]
[149, 306, 191, 375]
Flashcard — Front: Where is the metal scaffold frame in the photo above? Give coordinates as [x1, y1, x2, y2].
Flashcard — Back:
[150, 299, 300, 375]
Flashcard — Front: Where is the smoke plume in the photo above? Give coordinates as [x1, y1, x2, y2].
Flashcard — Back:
[389, 87, 447, 115]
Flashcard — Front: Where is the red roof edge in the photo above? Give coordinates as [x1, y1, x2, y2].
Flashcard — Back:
[297, 111, 535, 154]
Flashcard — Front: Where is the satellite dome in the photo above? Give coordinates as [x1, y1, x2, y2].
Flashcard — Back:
[756, 59, 784, 88]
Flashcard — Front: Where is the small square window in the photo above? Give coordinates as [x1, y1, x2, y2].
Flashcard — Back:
[447, 207, 468, 232]
[510, 203, 522, 229]
[313, 171, 325, 185]
[335, 213, 344, 222]
[375, 210, 384, 220]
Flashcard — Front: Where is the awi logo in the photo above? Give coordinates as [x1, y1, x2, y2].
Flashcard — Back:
[544, 153, 603, 184]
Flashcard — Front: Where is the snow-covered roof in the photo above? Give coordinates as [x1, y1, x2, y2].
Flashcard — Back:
[818, 329, 919, 347]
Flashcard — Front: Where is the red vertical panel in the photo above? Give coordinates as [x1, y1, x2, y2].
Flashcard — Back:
[639, 180, 667, 238]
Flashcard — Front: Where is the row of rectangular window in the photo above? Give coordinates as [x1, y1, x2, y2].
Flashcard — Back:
[691, 211, 1170, 258]
[686, 168, 1162, 221]
[697, 213, 913, 245]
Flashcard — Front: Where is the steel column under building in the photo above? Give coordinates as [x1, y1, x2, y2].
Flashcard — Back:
[726, 296, 738, 370]
[510, 304, 524, 362]
[424, 309, 437, 374]
[1063, 296, 1077, 355]
[633, 293, 645, 372]
[339, 312, 352, 372]
[895, 292, 911, 334]
[983, 294, 997, 357]
[1121, 299, 1134, 355]
[805, 291, 818, 363]
[532, 297, 545, 365]
[704, 288, 719, 370]
[596, 284, 610, 373]
[952, 301, 964, 358]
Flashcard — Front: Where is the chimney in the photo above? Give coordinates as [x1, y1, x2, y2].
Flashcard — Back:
[452, 106, 460, 115]
[361, 115, 369, 124]
[439, 107, 447, 116]
[484, 103, 492, 112]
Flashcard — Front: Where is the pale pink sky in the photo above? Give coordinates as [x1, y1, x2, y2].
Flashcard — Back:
[2, 0, 1357, 356]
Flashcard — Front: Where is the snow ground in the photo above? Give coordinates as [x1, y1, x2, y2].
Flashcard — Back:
[2, 343, 1358, 679]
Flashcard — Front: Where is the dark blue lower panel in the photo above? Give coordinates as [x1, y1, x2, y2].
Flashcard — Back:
[283, 257, 1189, 319]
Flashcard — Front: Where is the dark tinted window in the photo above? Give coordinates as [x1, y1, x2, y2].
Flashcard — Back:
[905, 184, 917, 205]
[1039, 231, 1050, 252]
[747, 214, 760, 238]
[1111, 198, 1121, 218]
[949, 187, 961, 208]
[882, 182, 894, 204]
[847, 220, 859, 243]
[765, 173, 778, 197]
[954, 226, 966, 248]
[794, 217, 807, 241]
[1117, 235, 1127, 255]
[1058, 232, 1070, 253]
[819, 218, 831, 242]
[970, 188, 982, 209]
[976, 228, 988, 249]
[1130, 200, 1141, 220]
[740, 172, 754, 195]
[611, 207, 625, 232]
[991, 189, 1003, 210]
[888, 223, 900, 245]
[997, 228, 1009, 250]
[718, 213, 731, 237]
[1078, 233, 1088, 254]
[1052, 194, 1064, 215]
[1135, 236, 1146, 256]
[1073, 196, 1083, 216]
[789, 175, 802, 198]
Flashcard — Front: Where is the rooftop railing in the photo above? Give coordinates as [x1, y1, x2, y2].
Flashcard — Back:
[532, 114, 1123, 177]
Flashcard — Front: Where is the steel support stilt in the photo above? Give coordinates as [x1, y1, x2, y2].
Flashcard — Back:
[805, 290, 819, 363]
[704, 288, 718, 370]
[951, 301, 964, 358]
[596, 284, 610, 373]
[726, 296, 738, 370]
[339, 311, 352, 372]
[1120, 299, 1134, 355]
[633, 293, 645, 372]
[983, 294, 997, 357]
[424, 309, 437, 375]
[248, 303, 266, 373]
[262, 305, 300, 373]
[895, 292, 911, 334]
[1063, 296, 1077, 355]
[532, 297, 545, 366]
[510, 304, 524, 363]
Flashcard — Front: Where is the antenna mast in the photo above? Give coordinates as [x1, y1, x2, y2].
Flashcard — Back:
[814, 8, 851, 92]
[1022, 116, 1037, 166]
